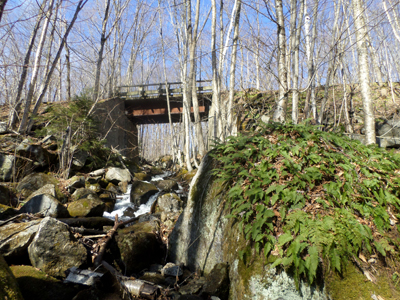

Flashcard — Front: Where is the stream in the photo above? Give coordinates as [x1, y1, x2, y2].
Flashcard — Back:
[103, 171, 182, 222]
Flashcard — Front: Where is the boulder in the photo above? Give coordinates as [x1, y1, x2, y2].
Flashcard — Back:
[130, 181, 158, 206]
[118, 181, 128, 193]
[157, 193, 182, 214]
[85, 182, 101, 193]
[71, 188, 100, 201]
[16, 139, 55, 167]
[0, 184, 11, 205]
[28, 217, 87, 277]
[105, 167, 131, 184]
[134, 172, 151, 181]
[169, 155, 329, 299]
[153, 179, 178, 192]
[16, 173, 65, 202]
[0, 154, 15, 182]
[67, 198, 105, 217]
[0, 254, 24, 300]
[19, 194, 70, 218]
[114, 221, 164, 276]
[11, 265, 82, 300]
[24, 183, 56, 202]
[71, 149, 88, 170]
[0, 219, 41, 259]
[201, 263, 229, 300]
[105, 182, 121, 195]
[66, 176, 85, 193]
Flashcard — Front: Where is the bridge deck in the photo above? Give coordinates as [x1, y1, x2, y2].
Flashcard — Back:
[117, 81, 212, 124]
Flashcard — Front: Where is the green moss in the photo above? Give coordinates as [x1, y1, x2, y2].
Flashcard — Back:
[11, 265, 81, 300]
[0, 255, 24, 300]
[326, 262, 400, 299]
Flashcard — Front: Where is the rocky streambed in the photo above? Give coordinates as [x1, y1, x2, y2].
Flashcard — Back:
[1, 160, 226, 300]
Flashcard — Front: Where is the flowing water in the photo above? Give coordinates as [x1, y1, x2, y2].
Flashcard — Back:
[103, 171, 175, 222]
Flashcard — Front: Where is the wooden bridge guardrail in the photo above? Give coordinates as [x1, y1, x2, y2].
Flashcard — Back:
[117, 80, 212, 99]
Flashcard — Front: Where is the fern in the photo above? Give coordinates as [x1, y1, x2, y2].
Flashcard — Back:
[211, 122, 400, 287]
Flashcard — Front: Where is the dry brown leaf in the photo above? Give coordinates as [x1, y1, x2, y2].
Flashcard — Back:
[359, 253, 367, 263]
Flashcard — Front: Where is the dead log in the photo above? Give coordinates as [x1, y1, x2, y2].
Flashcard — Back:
[89, 168, 106, 177]
[93, 215, 120, 267]
[58, 217, 114, 229]
[70, 227, 106, 235]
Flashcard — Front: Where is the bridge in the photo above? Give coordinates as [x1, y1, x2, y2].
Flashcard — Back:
[117, 80, 212, 124]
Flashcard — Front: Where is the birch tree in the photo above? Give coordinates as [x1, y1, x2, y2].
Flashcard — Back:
[272, 0, 288, 122]
[352, 0, 375, 144]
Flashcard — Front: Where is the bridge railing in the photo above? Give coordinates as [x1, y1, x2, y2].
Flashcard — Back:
[117, 80, 212, 99]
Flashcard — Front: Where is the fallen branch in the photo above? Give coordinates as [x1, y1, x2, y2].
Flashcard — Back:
[93, 215, 120, 267]
[70, 227, 106, 235]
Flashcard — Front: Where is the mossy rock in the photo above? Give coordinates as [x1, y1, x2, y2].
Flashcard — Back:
[16, 173, 66, 203]
[130, 181, 158, 206]
[134, 172, 151, 181]
[10, 265, 82, 300]
[0, 254, 24, 300]
[85, 181, 101, 193]
[326, 262, 400, 299]
[67, 198, 105, 217]
[71, 188, 100, 202]
[182, 169, 197, 182]
[115, 221, 163, 275]
[0, 203, 17, 220]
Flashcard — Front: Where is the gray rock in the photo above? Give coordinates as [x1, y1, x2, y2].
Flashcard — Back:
[66, 176, 85, 193]
[71, 149, 88, 170]
[105, 167, 131, 184]
[19, 194, 70, 218]
[0, 122, 7, 134]
[16, 139, 55, 167]
[71, 188, 100, 201]
[130, 181, 159, 206]
[201, 263, 229, 300]
[67, 198, 105, 217]
[153, 179, 178, 192]
[161, 262, 183, 277]
[0, 220, 41, 258]
[16, 173, 63, 201]
[115, 221, 164, 275]
[28, 217, 87, 277]
[0, 154, 15, 182]
[157, 193, 182, 214]
[24, 184, 56, 202]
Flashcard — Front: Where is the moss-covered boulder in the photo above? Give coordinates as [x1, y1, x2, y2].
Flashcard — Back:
[130, 181, 158, 206]
[71, 188, 100, 202]
[11, 265, 82, 300]
[134, 172, 151, 181]
[170, 123, 400, 299]
[28, 217, 87, 278]
[16, 173, 65, 203]
[16, 139, 56, 168]
[0, 154, 16, 182]
[85, 181, 101, 193]
[156, 193, 182, 214]
[67, 198, 105, 217]
[114, 221, 164, 275]
[0, 254, 24, 300]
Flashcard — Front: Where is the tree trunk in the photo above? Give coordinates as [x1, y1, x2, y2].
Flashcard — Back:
[272, 0, 288, 122]
[352, 0, 375, 144]
[19, 0, 55, 133]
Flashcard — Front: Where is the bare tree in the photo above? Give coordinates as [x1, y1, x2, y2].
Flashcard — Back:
[352, 0, 375, 144]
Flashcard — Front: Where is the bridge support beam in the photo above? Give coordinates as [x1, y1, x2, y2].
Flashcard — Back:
[95, 98, 139, 162]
